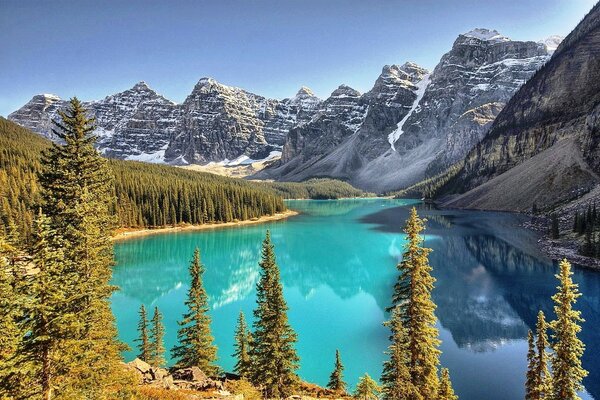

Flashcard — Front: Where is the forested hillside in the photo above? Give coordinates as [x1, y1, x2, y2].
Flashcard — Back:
[262, 178, 369, 200]
[0, 117, 285, 245]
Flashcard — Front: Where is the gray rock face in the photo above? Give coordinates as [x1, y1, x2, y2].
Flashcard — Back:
[8, 94, 63, 140]
[440, 5, 600, 211]
[257, 29, 556, 193]
[8, 79, 322, 164]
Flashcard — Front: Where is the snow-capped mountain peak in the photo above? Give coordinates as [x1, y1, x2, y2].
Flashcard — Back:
[330, 85, 361, 98]
[295, 86, 315, 97]
[463, 28, 511, 43]
[538, 35, 564, 53]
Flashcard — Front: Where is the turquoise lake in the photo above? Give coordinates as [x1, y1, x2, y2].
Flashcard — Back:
[111, 199, 599, 400]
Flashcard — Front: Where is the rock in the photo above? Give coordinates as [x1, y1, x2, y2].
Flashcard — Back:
[440, 2, 600, 211]
[171, 366, 208, 382]
[8, 79, 322, 165]
[161, 374, 176, 390]
[257, 30, 557, 193]
[128, 358, 152, 374]
[150, 366, 169, 381]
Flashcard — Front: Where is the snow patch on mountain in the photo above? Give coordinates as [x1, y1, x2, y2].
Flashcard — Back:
[538, 35, 564, 53]
[388, 74, 431, 150]
[211, 150, 282, 167]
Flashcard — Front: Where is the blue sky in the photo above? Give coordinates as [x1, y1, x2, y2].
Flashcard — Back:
[0, 0, 596, 116]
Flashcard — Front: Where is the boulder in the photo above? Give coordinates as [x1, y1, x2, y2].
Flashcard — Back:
[172, 366, 207, 382]
[151, 366, 169, 381]
[129, 357, 151, 374]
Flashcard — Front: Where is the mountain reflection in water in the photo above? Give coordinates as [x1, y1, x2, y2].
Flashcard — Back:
[112, 199, 598, 400]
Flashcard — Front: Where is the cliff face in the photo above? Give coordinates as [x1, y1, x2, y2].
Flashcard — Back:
[8, 80, 322, 164]
[257, 30, 553, 192]
[442, 4, 600, 211]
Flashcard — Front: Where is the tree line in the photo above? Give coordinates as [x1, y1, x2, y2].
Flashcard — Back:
[262, 178, 368, 200]
[546, 203, 600, 259]
[0, 116, 285, 248]
[572, 203, 600, 258]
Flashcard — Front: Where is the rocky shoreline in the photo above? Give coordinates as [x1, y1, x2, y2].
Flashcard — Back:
[522, 215, 600, 270]
[125, 358, 349, 400]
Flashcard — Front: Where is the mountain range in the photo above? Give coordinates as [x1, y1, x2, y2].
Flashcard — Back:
[9, 29, 560, 191]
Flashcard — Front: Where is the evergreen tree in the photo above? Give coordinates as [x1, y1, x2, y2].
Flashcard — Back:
[438, 368, 458, 400]
[171, 248, 218, 375]
[381, 307, 421, 400]
[327, 349, 347, 394]
[233, 311, 252, 378]
[387, 207, 441, 398]
[526, 331, 537, 400]
[15, 211, 89, 399]
[0, 233, 27, 397]
[149, 307, 166, 367]
[135, 305, 151, 362]
[354, 373, 381, 400]
[550, 259, 588, 400]
[250, 231, 300, 398]
[37, 98, 128, 397]
[534, 311, 551, 398]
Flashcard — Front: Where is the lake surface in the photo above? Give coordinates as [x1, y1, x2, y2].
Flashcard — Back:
[111, 199, 599, 400]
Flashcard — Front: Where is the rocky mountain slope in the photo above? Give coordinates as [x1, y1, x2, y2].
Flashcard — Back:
[438, 3, 600, 212]
[256, 29, 556, 193]
[8, 80, 322, 164]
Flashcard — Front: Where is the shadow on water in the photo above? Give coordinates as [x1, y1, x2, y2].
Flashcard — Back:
[362, 204, 600, 399]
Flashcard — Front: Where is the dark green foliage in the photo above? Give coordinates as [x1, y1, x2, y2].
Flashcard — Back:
[0, 117, 286, 245]
[327, 349, 347, 394]
[171, 248, 218, 375]
[149, 307, 166, 367]
[136, 305, 151, 362]
[233, 311, 252, 379]
[262, 178, 367, 199]
[5, 99, 132, 399]
[392, 162, 464, 199]
[0, 232, 29, 397]
[250, 231, 299, 398]
[572, 203, 600, 258]
[526, 331, 537, 400]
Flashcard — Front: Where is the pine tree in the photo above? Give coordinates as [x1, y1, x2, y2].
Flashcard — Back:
[526, 331, 537, 400]
[37, 98, 128, 397]
[438, 368, 458, 400]
[135, 305, 151, 362]
[327, 349, 347, 394]
[387, 207, 441, 398]
[16, 212, 81, 399]
[233, 311, 252, 378]
[0, 233, 27, 397]
[381, 307, 421, 400]
[171, 248, 218, 375]
[534, 311, 551, 398]
[354, 373, 381, 400]
[549, 259, 588, 400]
[250, 230, 300, 398]
[150, 307, 166, 367]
